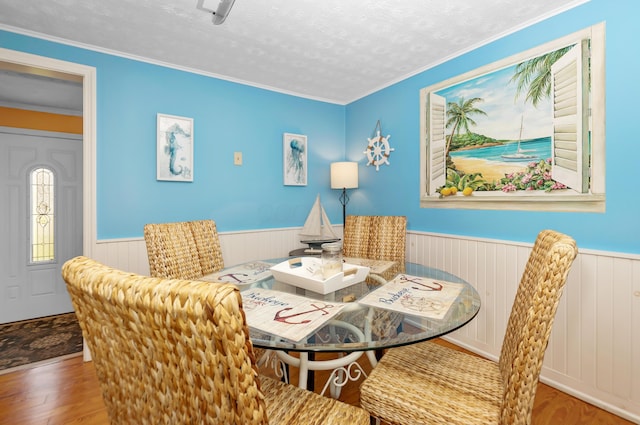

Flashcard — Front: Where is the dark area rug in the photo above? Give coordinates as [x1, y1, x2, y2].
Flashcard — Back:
[0, 312, 83, 373]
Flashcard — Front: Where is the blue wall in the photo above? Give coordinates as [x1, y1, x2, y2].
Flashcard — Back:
[1, 0, 639, 254]
[0, 30, 346, 238]
[346, 0, 640, 254]
[95, 57, 346, 237]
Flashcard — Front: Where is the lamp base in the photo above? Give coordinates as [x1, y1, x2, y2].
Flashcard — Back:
[339, 188, 350, 226]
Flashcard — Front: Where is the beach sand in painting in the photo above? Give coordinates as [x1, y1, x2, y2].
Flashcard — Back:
[451, 157, 528, 183]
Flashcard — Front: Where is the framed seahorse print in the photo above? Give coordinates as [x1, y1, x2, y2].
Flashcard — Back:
[157, 113, 194, 182]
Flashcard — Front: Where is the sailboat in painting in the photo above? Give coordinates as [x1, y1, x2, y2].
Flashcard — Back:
[299, 194, 340, 249]
[501, 115, 539, 162]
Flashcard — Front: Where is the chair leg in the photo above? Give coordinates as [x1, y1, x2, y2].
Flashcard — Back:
[375, 321, 402, 360]
[307, 351, 315, 391]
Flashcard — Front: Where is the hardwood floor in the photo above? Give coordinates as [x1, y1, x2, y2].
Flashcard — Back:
[0, 340, 633, 425]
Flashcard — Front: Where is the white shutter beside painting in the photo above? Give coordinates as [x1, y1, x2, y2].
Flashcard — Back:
[427, 92, 446, 195]
[551, 40, 590, 193]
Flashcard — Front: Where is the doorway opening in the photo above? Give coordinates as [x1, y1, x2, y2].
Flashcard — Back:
[0, 48, 96, 325]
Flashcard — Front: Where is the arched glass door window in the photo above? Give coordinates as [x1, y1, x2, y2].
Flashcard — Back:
[30, 167, 55, 263]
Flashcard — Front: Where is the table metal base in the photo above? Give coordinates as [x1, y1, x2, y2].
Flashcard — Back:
[268, 320, 378, 398]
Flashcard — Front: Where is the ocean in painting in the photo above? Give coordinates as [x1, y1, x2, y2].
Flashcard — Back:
[450, 136, 552, 164]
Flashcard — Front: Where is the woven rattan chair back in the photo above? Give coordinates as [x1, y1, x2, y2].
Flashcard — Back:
[144, 220, 224, 279]
[496, 229, 578, 423]
[342, 215, 406, 264]
[189, 219, 225, 275]
[62, 256, 268, 424]
[359, 229, 577, 425]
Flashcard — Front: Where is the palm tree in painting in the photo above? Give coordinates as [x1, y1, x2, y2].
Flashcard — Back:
[510, 46, 572, 107]
[445, 97, 487, 154]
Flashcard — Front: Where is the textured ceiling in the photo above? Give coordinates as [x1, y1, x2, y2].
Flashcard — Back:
[0, 0, 585, 107]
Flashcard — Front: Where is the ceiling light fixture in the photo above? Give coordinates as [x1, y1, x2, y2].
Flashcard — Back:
[197, 0, 236, 25]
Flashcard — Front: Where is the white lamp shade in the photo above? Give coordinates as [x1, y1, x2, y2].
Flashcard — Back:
[331, 162, 359, 189]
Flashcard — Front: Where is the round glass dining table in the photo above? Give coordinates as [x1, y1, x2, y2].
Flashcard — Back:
[230, 259, 481, 397]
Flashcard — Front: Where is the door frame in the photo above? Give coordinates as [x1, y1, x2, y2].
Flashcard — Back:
[0, 48, 97, 260]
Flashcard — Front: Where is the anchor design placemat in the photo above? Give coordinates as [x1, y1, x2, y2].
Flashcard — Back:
[241, 288, 346, 342]
[358, 274, 464, 320]
[201, 261, 273, 285]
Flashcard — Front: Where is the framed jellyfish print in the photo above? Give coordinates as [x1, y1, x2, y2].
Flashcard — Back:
[283, 133, 307, 186]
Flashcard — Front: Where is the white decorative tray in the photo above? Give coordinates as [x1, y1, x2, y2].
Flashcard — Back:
[270, 257, 369, 294]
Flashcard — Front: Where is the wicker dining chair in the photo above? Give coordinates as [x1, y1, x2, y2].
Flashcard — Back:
[342, 215, 408, 359]
[144, 220, 273, 367]
[343, 215, 406, 265]
[143, 219, 224, 280]
[62, 256, 369, 425]
[360, 229, 578, 425]
[342, 215, 407, 286]
[189, 219, 225, 276]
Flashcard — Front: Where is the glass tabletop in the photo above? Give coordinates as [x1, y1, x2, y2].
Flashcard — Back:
[228, 258, 481, 353]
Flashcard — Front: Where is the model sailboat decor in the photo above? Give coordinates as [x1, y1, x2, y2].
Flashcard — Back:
[299, 194, 340, 252]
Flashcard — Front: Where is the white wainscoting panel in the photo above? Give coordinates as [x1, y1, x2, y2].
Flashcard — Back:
[90, 228, 639, 423]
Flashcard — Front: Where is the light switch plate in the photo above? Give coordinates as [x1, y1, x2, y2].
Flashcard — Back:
[234, 151, 242, 165]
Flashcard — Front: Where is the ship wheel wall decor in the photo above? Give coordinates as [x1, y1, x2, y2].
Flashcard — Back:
[364, 120, 394, 171]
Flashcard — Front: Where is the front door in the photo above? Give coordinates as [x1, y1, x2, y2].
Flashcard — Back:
[0, 128, 82, 324]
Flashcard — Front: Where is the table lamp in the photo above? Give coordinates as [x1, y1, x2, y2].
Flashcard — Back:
[330, 161, 359, 226]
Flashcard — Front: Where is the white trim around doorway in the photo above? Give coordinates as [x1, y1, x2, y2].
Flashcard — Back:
[0, 47, 97, 361]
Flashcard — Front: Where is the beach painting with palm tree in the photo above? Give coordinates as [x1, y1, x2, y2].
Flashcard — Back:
[423, 40, 591, 198]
